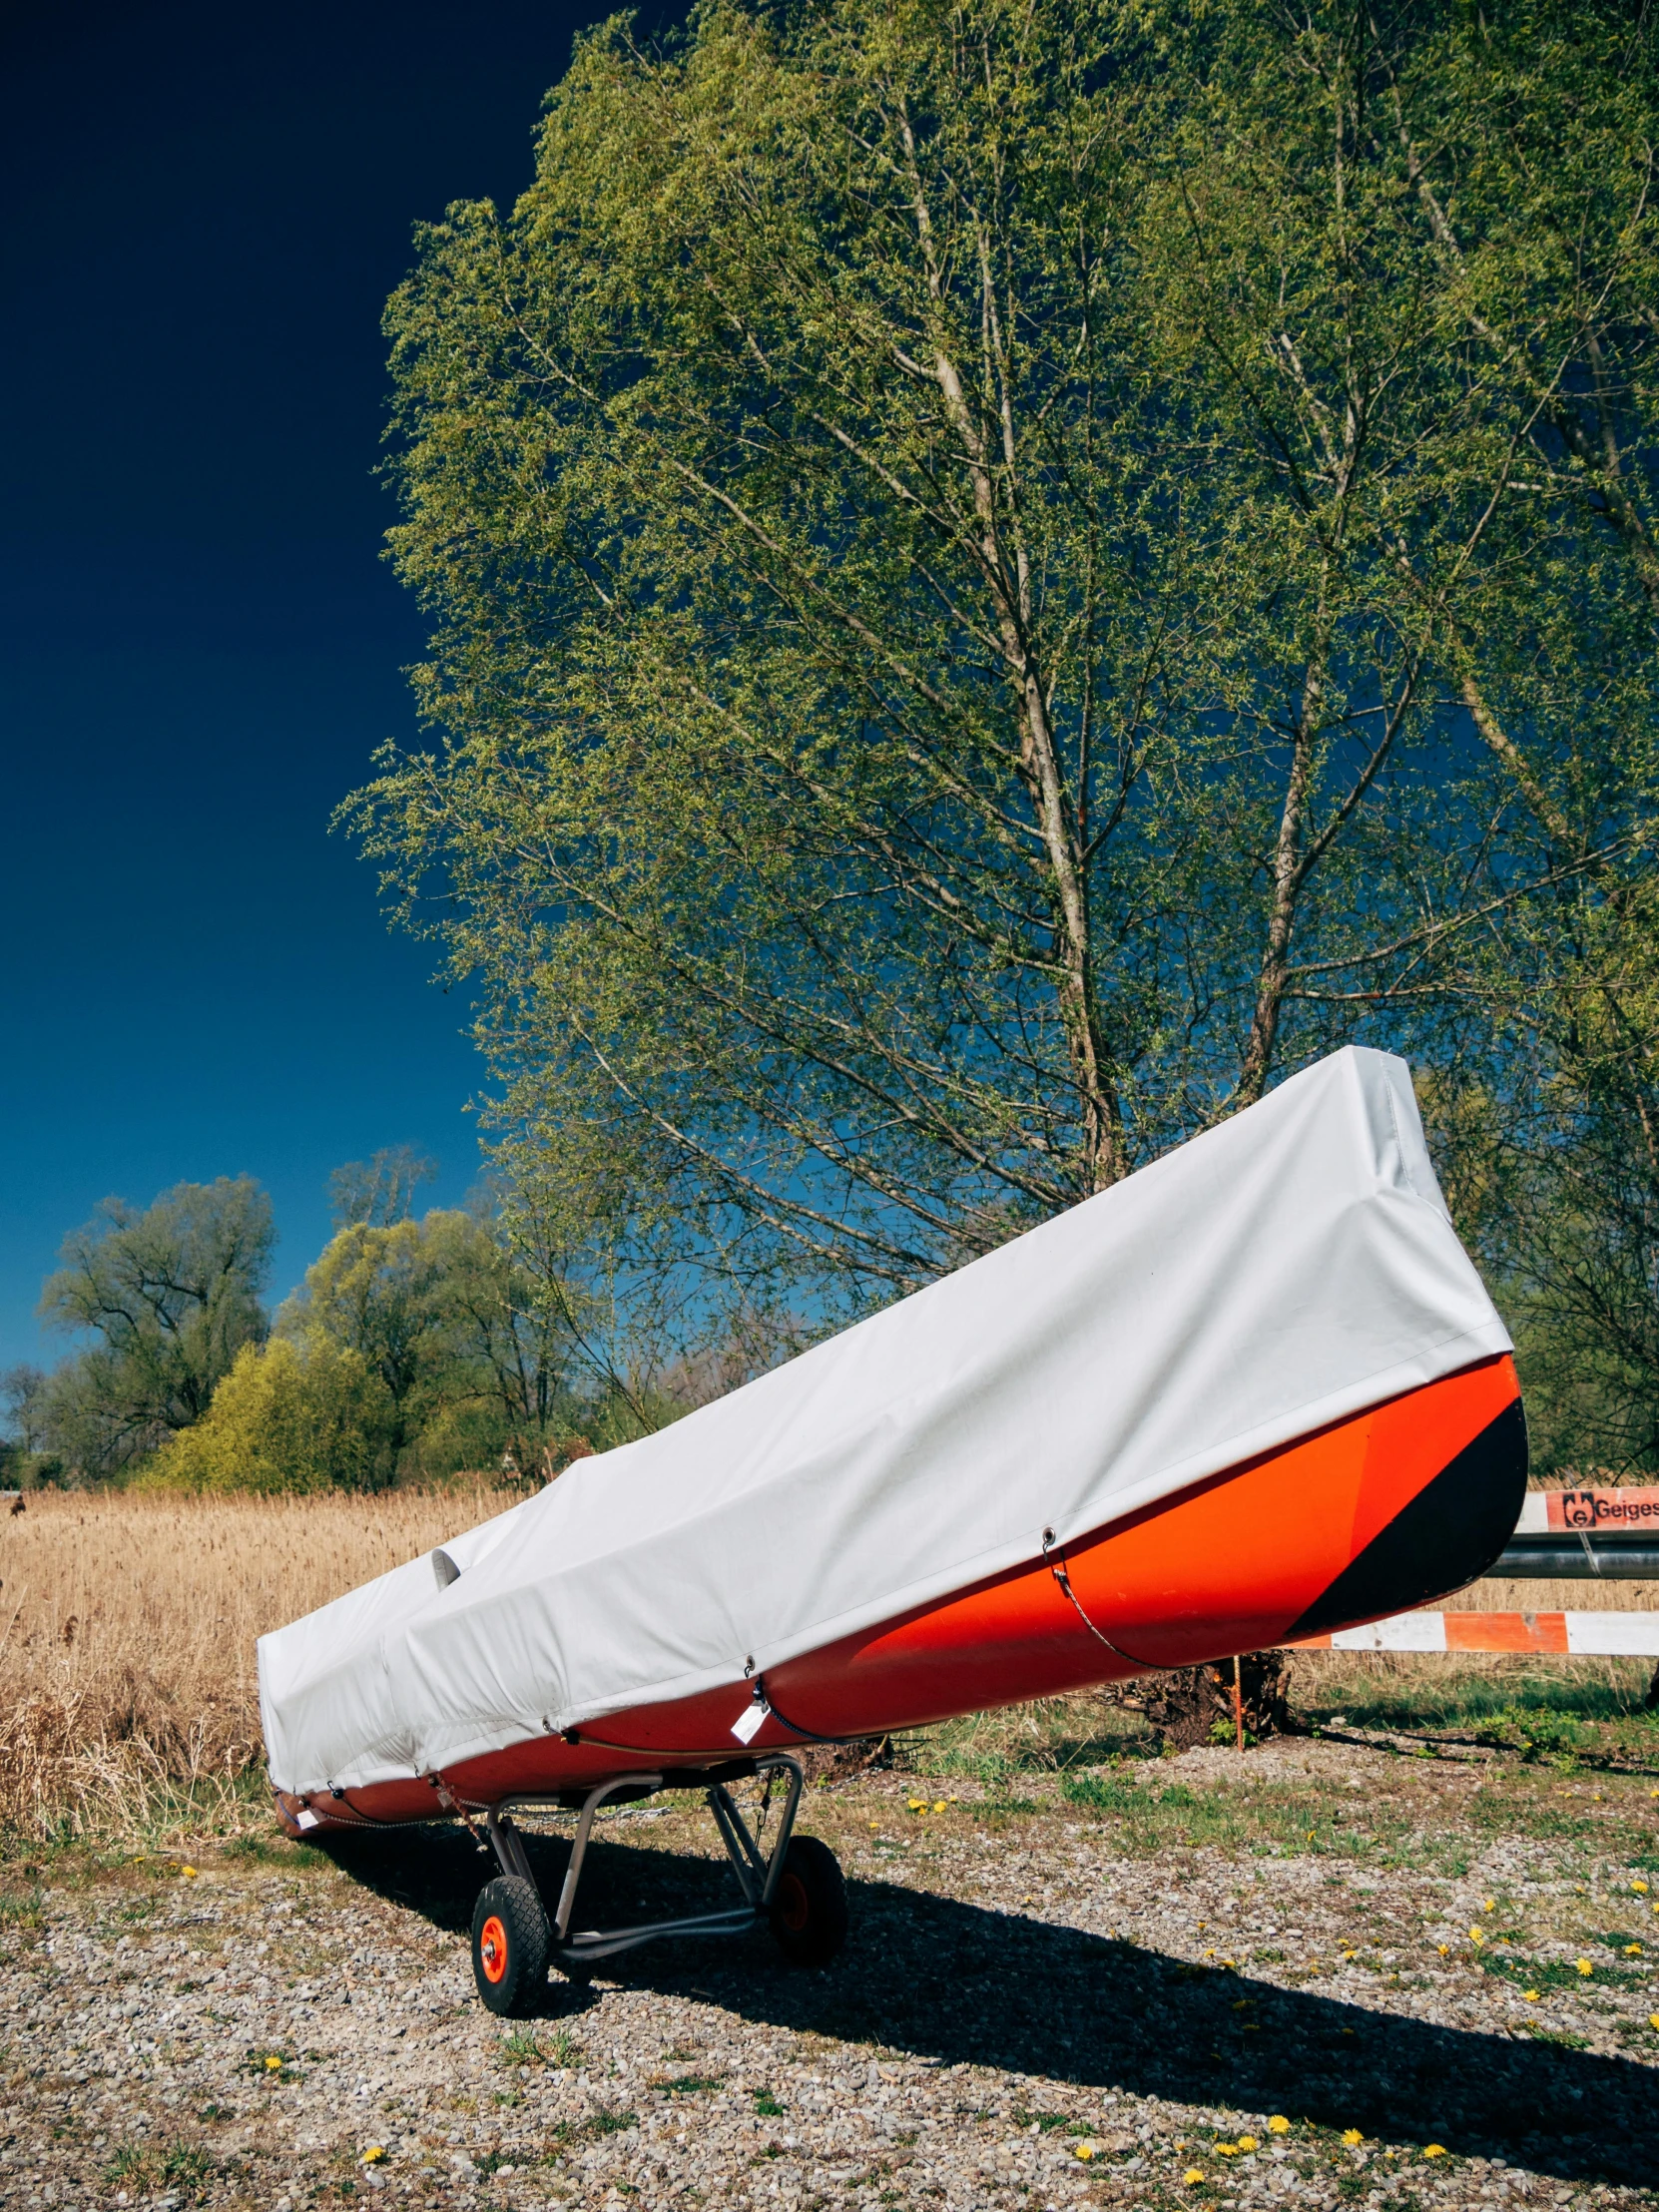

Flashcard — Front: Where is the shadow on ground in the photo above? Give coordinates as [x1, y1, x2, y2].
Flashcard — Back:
[320, 1820, 1657, 2187]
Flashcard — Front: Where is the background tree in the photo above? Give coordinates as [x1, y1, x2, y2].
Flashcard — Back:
[143, 1337, 390, 1495]
[347, 0, 1659, 1385]
[327, 1146, 438, 1231]
[36, 1177, 274, 1474]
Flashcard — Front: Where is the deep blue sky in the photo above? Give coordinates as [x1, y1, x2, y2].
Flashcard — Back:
[0, 0, 629, 1370]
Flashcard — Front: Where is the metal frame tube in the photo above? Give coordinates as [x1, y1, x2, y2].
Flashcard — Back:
[465, 1757, 805, 1973]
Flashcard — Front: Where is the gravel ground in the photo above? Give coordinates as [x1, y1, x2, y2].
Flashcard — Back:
[3, 1738, 1658, 2212]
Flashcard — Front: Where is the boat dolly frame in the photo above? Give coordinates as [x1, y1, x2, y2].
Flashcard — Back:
[480, 1753, 807, 1975]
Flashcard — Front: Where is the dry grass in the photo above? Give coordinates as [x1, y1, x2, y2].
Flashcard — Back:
[0, 1484, 504, 1843]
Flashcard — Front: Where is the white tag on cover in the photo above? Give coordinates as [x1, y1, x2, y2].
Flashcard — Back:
[731, 1697, 768, 1745]
[294, 1809, 320, 1831]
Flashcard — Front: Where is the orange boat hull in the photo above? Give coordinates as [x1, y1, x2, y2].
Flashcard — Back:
[276, 1356, 1524, 1834]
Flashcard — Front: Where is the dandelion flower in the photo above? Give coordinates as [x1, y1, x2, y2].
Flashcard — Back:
[1468, 1928, 1484, 1945]
[265, 2055, 283, 2071]
[182, 1866, 198, 1880]
[1267, 2116, 1291, 2135]
[1522, 1989, 1540, 2002]
[1576, 1957, 1593, 1976]
[1216, 2142, 1238, 2157]
[1236, 2135, 1258, 2152]
[907, 1798, 925, 1813]
[1482, 1898, 1495, 1913]
[1650, 2012, 1659, 2031]
[1183, 2168, 1206, 2186]
[1634, 1880, 1649, 1895]
[1624, 1942, 1642, 1955]
[1436, 1943, 1450, 1956]
[1342, 2129, 1364, 2147]
[1073, 2143, 1095, 2162]
[362, 2147, 385, 2165]
[1423, 2145, 1446, 2159]
[932, 1801, 947, 1814]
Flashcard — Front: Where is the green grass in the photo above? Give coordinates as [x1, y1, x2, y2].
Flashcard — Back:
[497, 2026, 583, 2069]
[103, 2140, 219, 2201]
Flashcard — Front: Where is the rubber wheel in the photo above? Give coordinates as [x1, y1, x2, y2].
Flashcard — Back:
[769, 1835, 847, 1967]
[471, 1875, 549, 2015]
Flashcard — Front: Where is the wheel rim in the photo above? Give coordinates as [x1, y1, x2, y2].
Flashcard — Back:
[776, 1869, 810, 1934]
[478, 1914, 509, 1983]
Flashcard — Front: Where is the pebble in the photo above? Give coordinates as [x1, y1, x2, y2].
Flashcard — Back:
[1, 1741, 1655, 2207]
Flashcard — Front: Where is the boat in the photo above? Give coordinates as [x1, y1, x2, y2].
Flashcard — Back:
[258, 1047, 1525, 2011]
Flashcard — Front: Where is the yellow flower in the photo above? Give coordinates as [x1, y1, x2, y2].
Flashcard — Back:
[1073, 2143, 1094, 2161]
[1267, 2116, 1291, 2135]
[1236, 2135, 1258, 2153]
[1576, 1957, 1593, 1976]
[1183, 2168, 1206, 2186]
[1634, 1880, 1650, 1895]
[1468, 1928, 1484, 1945]
[1436, 1942, 1449, 1956]
[362, 2147, 385, 2165]
[1624, 1942, 1642, 1955]
[181, 1865, 198, 1880]
[1482, 1898, 1495, 1913]
[265, 2055, 283, 2071]
[932, 1801, 947, 1814]
[907, 1798, 925, 1813]
[1216, 2142, 1238, 2157]
[1522, 1989, 1540, 2002]
[1650, 2012, 1659, 2031]
[1342, 2129, 1363, 2147]
[1221, 1955, 1236, 1967]
[1423, 2144, 1446, 2159]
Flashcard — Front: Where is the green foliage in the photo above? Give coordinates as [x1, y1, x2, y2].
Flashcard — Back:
[136, 1197, 663, 1492]
[341, 0, 1659, 1396]
[142, 1338, 392, 1494]
[34, 1178, 274, 1474]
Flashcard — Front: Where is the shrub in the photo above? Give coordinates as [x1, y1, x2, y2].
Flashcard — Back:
[141, 1339, 393, 1494]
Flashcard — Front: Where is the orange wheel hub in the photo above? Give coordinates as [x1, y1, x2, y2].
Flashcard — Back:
[478, 1914, 509, 1983]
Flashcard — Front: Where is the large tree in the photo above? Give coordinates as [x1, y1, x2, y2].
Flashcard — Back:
[38, 1177, 274, 1470]
[348, 0, 1659, 1332]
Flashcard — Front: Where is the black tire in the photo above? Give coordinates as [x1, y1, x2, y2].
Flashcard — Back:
[768, 1835, 847, 1968]
[471, 1876, 549, 2015]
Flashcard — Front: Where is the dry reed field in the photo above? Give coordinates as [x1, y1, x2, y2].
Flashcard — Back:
[1, 1486, 1654, 1845]
[0, 1486, 505, 1840]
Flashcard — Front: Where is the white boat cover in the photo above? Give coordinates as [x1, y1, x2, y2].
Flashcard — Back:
[259, 1047, 1511, 1795]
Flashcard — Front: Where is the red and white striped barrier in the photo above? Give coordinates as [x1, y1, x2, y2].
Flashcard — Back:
[1286, 1610, 1659, 1654]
